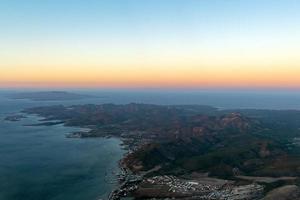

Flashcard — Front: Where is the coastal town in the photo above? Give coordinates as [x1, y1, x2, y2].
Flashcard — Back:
[108, 172, 266, 200]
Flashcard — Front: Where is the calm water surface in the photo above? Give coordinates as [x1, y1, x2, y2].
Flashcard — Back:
[0, 92, 125, 200]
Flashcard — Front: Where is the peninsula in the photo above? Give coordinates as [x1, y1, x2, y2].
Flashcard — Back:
[8, 91, 96, 101]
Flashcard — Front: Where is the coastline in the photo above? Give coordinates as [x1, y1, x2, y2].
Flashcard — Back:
[108, 156, 141, 200]
[16, 104, 300, 200]
[65, 129, 135, 200]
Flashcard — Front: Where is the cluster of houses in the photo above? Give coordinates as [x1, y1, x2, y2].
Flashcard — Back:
[142, 175, 264, 200]
[145, 176, 221, 194]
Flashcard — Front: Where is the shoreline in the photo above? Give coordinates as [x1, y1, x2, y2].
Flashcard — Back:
[108, 140, 137, 200]
[16, 104, 300, 200]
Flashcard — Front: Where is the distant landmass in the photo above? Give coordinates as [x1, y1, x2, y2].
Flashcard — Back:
[8, 91, 97, 101]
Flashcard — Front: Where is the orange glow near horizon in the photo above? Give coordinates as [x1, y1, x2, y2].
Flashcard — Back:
[1, 41, 300, 89]
[1, 63, 300, 89]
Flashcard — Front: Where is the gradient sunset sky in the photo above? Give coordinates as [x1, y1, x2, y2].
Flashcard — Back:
[1, 0, 300, 89]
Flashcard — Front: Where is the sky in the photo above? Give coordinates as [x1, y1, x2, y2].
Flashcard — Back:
[0, 0, 300, 89]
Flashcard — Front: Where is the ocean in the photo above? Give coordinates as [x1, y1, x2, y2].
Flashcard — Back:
[1, 89, 300, 200]
[0, 92, 125, 200]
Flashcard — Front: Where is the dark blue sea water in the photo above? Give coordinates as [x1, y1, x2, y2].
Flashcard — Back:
[0, 92, 125, 200]
[1, 89, 300, 200]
